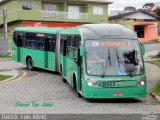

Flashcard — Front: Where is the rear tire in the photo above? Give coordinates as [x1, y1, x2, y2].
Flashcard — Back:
[26, 57, 34, 70]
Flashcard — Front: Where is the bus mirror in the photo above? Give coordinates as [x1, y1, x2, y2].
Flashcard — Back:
[80, 45, 85, 56]
[140, 43, 145, 55]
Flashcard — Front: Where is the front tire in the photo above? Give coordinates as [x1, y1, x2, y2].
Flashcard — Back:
[27, 57, 34, 70]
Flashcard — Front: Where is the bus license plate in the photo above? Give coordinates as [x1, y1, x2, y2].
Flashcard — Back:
[97, 81, 116, 87]
[113, 92, 123, 96]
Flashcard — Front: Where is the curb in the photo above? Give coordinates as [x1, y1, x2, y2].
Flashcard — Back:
[0, 70, 23, 84]
[145, 61, 160, 102]
[145, 61, 160, 68]
[0, 58, 12, 61]
[150, 91, 160, 103]
[143, 42, 160, 45]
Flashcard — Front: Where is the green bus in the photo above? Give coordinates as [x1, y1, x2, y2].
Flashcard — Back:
[12, 24, 147, 99]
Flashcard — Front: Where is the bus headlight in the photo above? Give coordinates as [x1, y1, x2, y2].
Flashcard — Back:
[87, 81, 97, 87]
[138, 80, 145, 86]
[88, 81, 94, 87]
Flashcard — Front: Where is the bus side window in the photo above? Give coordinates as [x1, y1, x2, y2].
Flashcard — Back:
[50, 35, 56, 52]
[70, 35, 76, 58]
[22, 33, 27, 47]
[26, 33, 36, 49]
[66, 35, 71, 56]
[45, 34, 56, 52]
[14, 32, 25, 47]
[36, 37, 45, 50]
[75, 35, 81, 48]
[13, 32, 18, 46]
[72, 35, 81, 62]
[60, 35, 66, 53]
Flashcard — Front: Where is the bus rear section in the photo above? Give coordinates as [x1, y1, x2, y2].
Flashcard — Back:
[12, 27, 59, 71]
[77, 24, 147, 99]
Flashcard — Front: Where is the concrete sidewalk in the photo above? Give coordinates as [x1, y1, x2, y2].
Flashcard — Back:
[0, 58, 12, 61]
[144, 50, 160, 102]
[144, 50, 160, 61]
[0, 70, 18, 76]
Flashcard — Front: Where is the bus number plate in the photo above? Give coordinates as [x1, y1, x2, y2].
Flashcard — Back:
[97, 81, 116, 88]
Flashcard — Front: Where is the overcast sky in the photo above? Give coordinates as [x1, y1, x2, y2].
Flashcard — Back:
[109, 0, 160, 11]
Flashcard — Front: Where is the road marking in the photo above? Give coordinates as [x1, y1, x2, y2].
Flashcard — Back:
[0, 71, 27, 84]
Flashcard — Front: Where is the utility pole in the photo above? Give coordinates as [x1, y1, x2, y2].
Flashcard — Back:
[3, 6, 7, 40]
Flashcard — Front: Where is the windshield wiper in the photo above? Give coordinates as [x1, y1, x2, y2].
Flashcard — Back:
[115, 49, 120, 68]
[101, 48, 111, 77]
[108, 48, 111, 67]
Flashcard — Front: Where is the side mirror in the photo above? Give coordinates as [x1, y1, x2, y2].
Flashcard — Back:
[80, 45, 85, 56]
[140, 43, 145, 55]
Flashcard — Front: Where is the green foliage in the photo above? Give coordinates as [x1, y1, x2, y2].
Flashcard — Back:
[0, 55, 11, 59]
[0, 75, 12, 81]
[143, 3, 154, 8]
[151, 38, 160, 43]
[153, 83, 160, 96]
[0, 69, 11, 72]
[152, 58, 160, 64]
[155, 8, 160, 17]
[124, 6, 136, 11]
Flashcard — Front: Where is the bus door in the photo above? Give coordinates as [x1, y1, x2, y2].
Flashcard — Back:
[13, 32, 24, 62]
[45, 34, 56, 71]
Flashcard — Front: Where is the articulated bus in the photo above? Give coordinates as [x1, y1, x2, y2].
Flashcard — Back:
[12, 24, 147, 99]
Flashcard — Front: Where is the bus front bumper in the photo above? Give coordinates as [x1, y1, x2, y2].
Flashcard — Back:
[81, 81, 147, 99]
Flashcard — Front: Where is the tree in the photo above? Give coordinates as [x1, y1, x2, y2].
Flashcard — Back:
[142, 3, 154, 9]
[155, 8, 160, 17]
[124, 6, 136, 12]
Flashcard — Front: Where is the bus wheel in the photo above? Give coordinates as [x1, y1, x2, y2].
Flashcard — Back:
[77, 92, 82, 98]
[27, 57, 34, 70]
[73, 75, 82, 98]
[62, 78, 67, 83]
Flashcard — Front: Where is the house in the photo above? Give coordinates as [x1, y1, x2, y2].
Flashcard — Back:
[0, 0, 113, 48]
[109, 9, 160, 43]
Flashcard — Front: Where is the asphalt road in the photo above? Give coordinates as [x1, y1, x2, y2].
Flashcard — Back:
[0, 60, 160, 114]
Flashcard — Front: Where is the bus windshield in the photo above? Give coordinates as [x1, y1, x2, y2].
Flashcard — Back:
[85, 39, 144, 76]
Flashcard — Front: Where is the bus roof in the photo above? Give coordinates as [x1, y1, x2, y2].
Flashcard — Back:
[60, 28, 80, 34]
[14, 24, 138, 40]
[79, 24, 138, 40]
[14, 27, 62, 34]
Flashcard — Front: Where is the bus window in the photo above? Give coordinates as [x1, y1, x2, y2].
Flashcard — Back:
[75, 35, 81, 48]
[36, 36, 45, 50]
[14, 32, 25, 47]
[66, 35, 81, 61]
[45, 34, 56, 52]
[13, 32, 18, 46]
[66, 35, 71, 56]
[73, 35, 81, 61]
[60, 36, 64, 53]
[50, 35, 56, 52]
[60, 35, 68, 53]
[26, 33, 36, 49]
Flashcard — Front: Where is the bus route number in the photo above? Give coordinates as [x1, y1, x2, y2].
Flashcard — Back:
[92, 42, 100, 47]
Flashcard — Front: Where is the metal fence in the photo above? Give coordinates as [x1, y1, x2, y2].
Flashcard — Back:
[41, 11, 89, 20]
